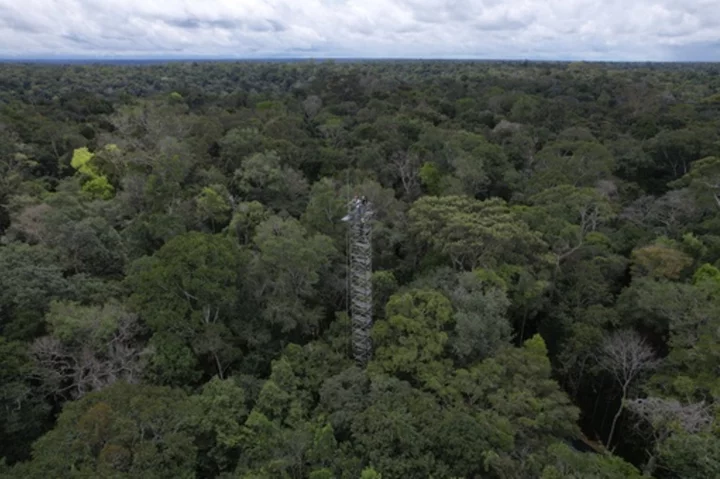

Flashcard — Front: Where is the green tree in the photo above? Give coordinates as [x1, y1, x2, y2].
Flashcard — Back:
[617, 276, 719, 338]
[234, 151, 309, 216]
[657, 431, 720, 479]
[522, 140, 615, 196]
[7, 189, 127, 277]
[540, 442, 642, 478]
[0, 243, 71, 340]
[644, 266, 720, 403]
[238, 357, 336, 478]
[449, 335, 581, 477]
[227, 201, 270, 245]
[647, 128, 716, 188]
[626, 397, 713, 476]
[349, 374, 446, 478]
[451, 140, 515, 199]
[408, 195, 547, 271]
[301, 177, 347, 243]
[418, 162, 443, 195]
[127, 232, 250, 385]
[219, 127, 264, 171]
[448, 271, 512, 365]
[11, 382, 195, 479]
[196, 184, 232, 231]
[521, 185, 615, 270]
[186, 376, 248, 476]
[0, 133, 39, 231]
[0, 337, 51, 465]
[250, 216, 336, 335]
[670, 155, 720, 211]
[371, 290, 454, 392]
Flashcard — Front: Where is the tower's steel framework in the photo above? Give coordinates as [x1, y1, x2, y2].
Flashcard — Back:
[342, 197, 373, 366]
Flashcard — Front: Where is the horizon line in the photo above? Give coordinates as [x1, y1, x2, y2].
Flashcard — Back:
[1, 56, 719, 65]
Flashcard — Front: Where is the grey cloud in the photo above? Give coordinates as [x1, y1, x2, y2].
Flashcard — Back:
[667, 41, 720, 61]
[0, 0, 718, 60]
[474, 16, 531, 32]
[248, 19, 286, 32]
[0, 18, 42, 33]
[165, 18, 241, 30]
[0, 5, 43, 33]
[164, 18, 203, 29]
[267, 20, 286, 32]
[396, 23, 424, 33]
[61, 33, 97, 46]
[446, 0, 476, 22]
[162, 17, 285, 32]
[287, 46, 321, 53]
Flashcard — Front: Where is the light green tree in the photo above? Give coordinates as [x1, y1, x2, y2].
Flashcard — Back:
[408, 195, 547, 271]
[370, 289, 454, 392]
[70, 146, 115, 200]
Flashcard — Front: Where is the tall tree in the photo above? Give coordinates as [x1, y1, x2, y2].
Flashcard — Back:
[408, 195, 547, 272]
[250, 216, 337, 337]
[127, 232, 250, 385]
[595, 330, 658, 449]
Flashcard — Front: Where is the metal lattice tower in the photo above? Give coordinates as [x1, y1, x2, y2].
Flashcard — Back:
[342, 197, 373, 367]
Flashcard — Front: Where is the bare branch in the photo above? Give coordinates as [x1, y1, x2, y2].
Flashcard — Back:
[597, 330, 659, 388]
[302, 95, 322, 120]
[595, 329, 659, 449]
[627, 397, 712, 435]
[390, 151, 421, 200]
[31, 308, 146, 400]
[626, 396, 713, 476]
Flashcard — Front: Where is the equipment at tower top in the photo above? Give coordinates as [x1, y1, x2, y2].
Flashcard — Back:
[342, 195, 371, 223]
[342, 195, 374, 367]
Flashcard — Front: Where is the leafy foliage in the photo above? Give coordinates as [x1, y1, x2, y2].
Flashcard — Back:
[3, 59, 720, 478]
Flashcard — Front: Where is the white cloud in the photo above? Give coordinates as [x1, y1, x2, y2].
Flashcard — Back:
[0, 0, 718, 60]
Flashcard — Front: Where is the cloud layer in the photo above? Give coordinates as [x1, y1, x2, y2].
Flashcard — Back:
[0, 0, 719, 61]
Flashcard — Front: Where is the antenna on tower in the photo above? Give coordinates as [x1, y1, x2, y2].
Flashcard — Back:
[341, 194, 373, 367]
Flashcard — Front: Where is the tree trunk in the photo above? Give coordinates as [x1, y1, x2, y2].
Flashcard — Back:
[519, 307, 529, 344]
[606, 384, 626, 449]
[643, 453, 657, 477]
[213, 352, 225, 379]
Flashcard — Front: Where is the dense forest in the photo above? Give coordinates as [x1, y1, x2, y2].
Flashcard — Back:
[1, 59, 720, 478]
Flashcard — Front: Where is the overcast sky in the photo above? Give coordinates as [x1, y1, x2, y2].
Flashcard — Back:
[0, 0, 718, 61]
